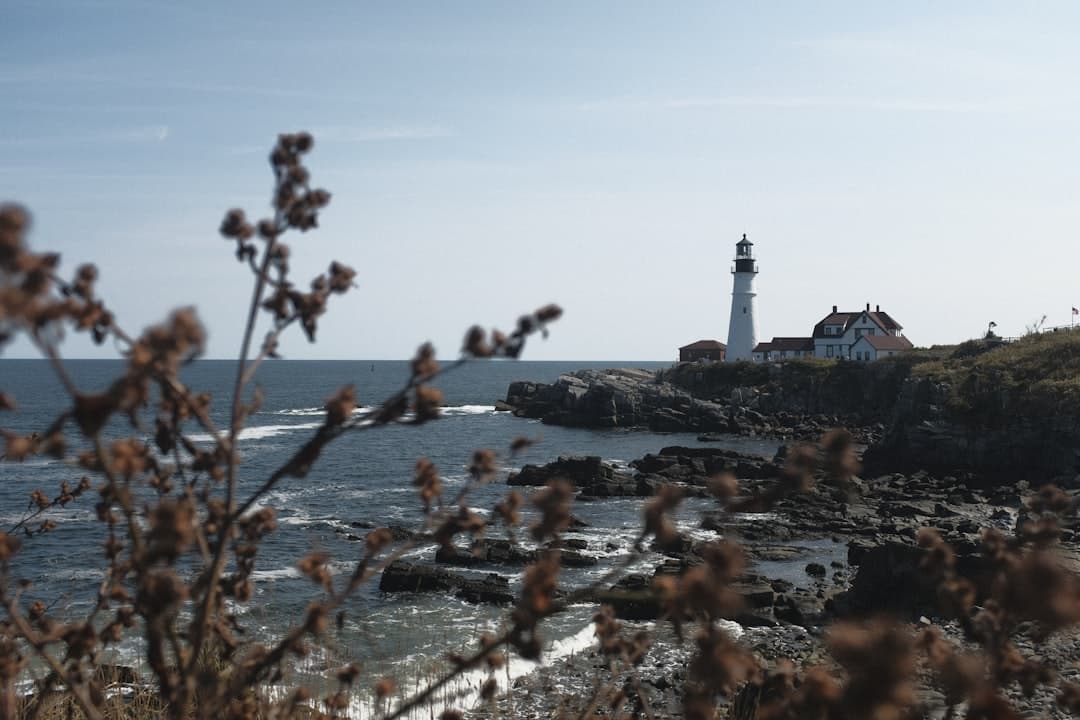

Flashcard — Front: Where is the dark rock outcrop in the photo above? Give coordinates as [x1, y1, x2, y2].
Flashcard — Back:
[504, 369, 733, 433]
[585, 571, 779, 623]
[865, 374, 1080, 485]
[435, 540, 597, 568]
[638, 446, 779, 480]
[508, 448, 779, 502]
[504, 367, 886, 441]
[379, 561, 513, 605]
[664, 359, 912, 422]
[508, 455, 641, 496]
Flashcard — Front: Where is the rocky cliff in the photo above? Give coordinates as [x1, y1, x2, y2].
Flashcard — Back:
[503, 332, 1080, 484]
[503, 363, 895, 439]
[662, 357, 914, 420]
[865, 332, 1080, 485]
[504, 368, 733, 432]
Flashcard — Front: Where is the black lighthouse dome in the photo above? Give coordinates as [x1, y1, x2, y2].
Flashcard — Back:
[733, 233, 758, 273]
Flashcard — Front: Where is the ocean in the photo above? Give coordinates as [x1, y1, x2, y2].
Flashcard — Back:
[0, 358, 781, 715]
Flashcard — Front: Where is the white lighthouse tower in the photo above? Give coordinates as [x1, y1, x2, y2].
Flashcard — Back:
[725, 233, 759, 362]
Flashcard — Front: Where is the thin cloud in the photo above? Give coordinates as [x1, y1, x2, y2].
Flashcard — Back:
[0, 125, 171, 148]
[224, 144, 267, 156]
[0, 66, 347, 103]
[313, 125, 455, 142]
[581, 95, 1005, 114]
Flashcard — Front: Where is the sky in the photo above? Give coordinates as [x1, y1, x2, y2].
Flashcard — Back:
[2, 1, 1079, 360]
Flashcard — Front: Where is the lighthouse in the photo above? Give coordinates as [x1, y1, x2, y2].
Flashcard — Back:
[725, 233, 759, 362]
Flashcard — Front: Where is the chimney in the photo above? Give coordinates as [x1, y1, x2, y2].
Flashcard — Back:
[875, 304, 880, 312]
[832, 305, 837, 313]
[866, 302, 870, 311]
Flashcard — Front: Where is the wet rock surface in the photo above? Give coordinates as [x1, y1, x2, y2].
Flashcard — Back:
[379, 560, 514, 605]
[508, 455, 642, 497]
[434, 539, 598, 568]
[458, 444, 1080, 718]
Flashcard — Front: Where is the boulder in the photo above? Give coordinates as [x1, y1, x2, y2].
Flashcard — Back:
[379, 561, 513, 605]
[837, 541, 990, 619]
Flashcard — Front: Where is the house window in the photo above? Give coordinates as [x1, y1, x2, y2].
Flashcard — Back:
[826, 345, 834, 358]
[743, 307, 747, 314]
[855, 329, 864, 338]
[867, 328, 875, 335]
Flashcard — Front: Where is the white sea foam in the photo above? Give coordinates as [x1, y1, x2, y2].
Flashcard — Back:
[260, 404, 496, 427]
[0, 507, 97, 527]
[187, 422, 322, 443]
[273, 406, 370, 417]
[440, 405, 497, 416]
[276, 515, 313, 527]
[63, 568, 106, 582]
[274, 407, 325, 416]
[678, 525, 723, 543]
[250, 566, 301, 581]
[340, 621, 602, 720]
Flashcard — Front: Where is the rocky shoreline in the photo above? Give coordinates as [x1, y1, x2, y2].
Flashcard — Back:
[502, 368, 883, 444]
[369, 348, 1080, 717]
[370, 436, 1080, 718]
[501, 360, 1080, 486]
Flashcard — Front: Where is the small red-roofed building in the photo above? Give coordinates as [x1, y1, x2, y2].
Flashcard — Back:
[679, 339, 726, 363]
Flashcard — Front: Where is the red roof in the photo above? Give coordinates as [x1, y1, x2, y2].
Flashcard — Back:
[857, 334, 914, 351]
[754, 337, 814, 352]
[812, 310, 903, 339]
[679, 339, 726, 351]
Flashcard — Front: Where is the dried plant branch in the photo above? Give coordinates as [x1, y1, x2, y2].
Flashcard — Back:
[0, 585, 103, 720]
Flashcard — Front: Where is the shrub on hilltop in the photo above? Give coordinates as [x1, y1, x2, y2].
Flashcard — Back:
[913, 330, 1080, 421]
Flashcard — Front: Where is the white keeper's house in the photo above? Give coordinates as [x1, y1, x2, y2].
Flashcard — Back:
[753, 304, 913, 362]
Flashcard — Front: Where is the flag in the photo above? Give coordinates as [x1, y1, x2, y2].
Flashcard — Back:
[989, 321, 997, 328]
[1074, 307, 1079, 315]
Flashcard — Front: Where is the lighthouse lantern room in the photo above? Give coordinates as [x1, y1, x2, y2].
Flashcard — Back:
[726, 233, 759, 362]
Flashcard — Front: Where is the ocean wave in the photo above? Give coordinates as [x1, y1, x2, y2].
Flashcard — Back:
[440, 405, 497, 416]
[336, 621, 604, 720]
[187, 422, 323, 444]
[273, 407, 326, 416]
[276, 515, 316, 527]
[250, 566, 301, 581]
[61, 568, 106, 582]
[0, 507, 97, 528]
[272, 406, 371, 418]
